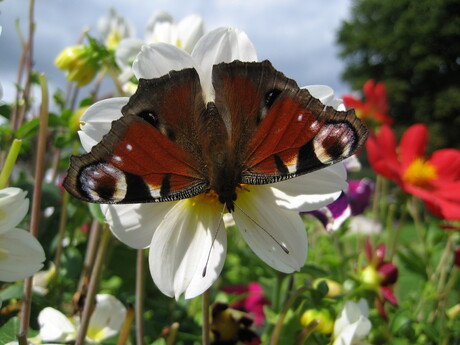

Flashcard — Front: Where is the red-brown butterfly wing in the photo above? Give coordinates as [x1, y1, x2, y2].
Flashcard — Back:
[64, 68, 209, 203]
[212, 60, 368, 185]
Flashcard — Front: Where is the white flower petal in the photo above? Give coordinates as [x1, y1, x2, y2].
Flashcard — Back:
[87, 294, 127, 342]
[97, 8, 135, 42]
[148, 199, 226, 299]
[0, 228, 45, 281]
[333, 299, 371, 345]
[0, 187, 29, 234]
[78, 97, 129, 152]
[348, 215, 382, 235]
[304, 85, 345, 110]
[39, 307, 76, 342]
[115, 38, 144, 78]
[102, 203, 173, 249]
[232, 186, 307, 273]
[270, 164, 347, 212]
[192, 27, 257, 99]
[305, 85, 335, 105]
[132, 43, 198, 80]
[177, 14, 204, 53]
[144, 10, 174, 42]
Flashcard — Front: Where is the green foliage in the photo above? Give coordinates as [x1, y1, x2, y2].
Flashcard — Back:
[337, 0, 460, 148]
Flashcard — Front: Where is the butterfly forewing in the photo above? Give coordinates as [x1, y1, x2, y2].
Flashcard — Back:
[64, 68, 209, 204]
[211, 60, 368, 185]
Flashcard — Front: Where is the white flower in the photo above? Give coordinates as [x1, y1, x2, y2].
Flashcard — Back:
[348, 215, 382, 235]
[78, 27, 347, 299]
[333, 299, 372, 345]
[97, 8, 136, 50]
[32, 263, 56, 295]
[0, 187, 45, 282]
[39, 294, 127, 343]
[115, 10, 204, 87]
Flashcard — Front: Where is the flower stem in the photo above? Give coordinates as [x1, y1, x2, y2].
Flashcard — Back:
[53, 140, 80, 285]
[19, 73, 48, 337]
[166, 322, 180, 345]
[11, 0, 35, 130]
[293, 319, 320, 345]
[77, 219, 100, 291]
[117, 305, 135, 345]
[0, 139, 22, 189]
[136, 249, 146, 345]
[202, 289, 211, 345]
[270, 286, 310, 345]
[75, 224, 111, 345]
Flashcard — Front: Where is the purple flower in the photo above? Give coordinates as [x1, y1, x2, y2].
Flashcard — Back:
[306, 178, 375, 232]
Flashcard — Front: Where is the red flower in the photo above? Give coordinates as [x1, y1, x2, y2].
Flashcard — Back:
[342, 79, 393, 128]
[366, 124, 460, 220]
[222, 282, 270, 327]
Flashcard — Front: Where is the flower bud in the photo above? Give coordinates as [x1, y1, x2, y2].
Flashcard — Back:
[300, 308, 334, 334]
[54, 45, 87, 70]
[54, 45, 99, 86]
[447, 304, 460, 320]
[69, 106, 89, 134]
[313, 278, 343, 297]
[360, 265, 382, 289]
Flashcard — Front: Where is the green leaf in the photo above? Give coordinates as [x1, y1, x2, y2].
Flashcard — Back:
[88, 203, 105, 224]
[0, 317, 21, 344]
[0, 283, 23, 301]
[15, 118, 39, 139]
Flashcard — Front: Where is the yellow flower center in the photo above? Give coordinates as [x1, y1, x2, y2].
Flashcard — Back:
[86, 325, 107, 342]
[106, 30, 122, 50]
[403, 158, 437, 187]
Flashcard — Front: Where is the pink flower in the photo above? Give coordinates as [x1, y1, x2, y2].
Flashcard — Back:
[222, 282, 270, 327]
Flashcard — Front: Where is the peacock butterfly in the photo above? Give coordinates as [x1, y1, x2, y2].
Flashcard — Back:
[64, 60, 368, 211]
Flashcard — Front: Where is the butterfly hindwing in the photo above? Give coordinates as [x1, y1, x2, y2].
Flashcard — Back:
[64, 68, 209, 204]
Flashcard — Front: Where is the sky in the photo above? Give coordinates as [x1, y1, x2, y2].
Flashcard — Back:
[0, 0, 354, 104]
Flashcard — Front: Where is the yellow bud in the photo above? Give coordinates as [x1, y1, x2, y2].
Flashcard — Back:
[360, 265, 382, 289]
[54, 45, 87, 70]
[313, 278, 343, 298]
[447, 304, 460, 320]
[69, 106, 89, 133]
[55, 45, 99, 86]
[300, 308, 334, 334]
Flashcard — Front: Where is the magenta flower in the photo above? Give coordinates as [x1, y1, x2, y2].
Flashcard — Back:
[307, 178, 374, 232]
[360, 238, 398, 319]
[222, 282, 270, 327]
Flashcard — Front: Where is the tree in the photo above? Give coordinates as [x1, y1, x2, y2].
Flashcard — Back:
[337, 0, 460, 149]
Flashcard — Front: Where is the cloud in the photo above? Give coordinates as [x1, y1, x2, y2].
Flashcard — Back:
[0, 0, 352, 102]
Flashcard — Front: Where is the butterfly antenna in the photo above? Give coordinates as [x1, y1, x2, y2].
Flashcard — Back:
[234, 203, 289, 254]
[202, 203, 227, 277]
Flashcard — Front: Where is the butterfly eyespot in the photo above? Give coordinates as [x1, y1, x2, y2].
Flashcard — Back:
[313, 122, 355, 164]
[138, 110, 159, 127]
[79, 163, 127, 202]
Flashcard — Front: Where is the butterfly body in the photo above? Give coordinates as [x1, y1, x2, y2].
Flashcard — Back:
[64, 60, 368, 211]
